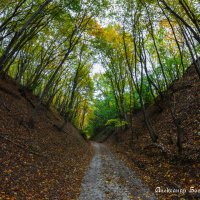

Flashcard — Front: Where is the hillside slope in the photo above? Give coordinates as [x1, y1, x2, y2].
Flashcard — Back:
[107, 65, 200, 199]
[0, 77, 93, 199]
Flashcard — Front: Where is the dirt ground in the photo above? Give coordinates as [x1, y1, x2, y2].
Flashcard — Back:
[79, 143, 156, 200]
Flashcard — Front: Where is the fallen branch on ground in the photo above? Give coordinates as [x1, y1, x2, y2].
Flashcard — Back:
[143, 143, 168, 155]
[0, 133, 46, 158]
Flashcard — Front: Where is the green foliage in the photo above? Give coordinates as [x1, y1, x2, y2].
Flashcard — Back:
[105, 118, 128, 128]
[0, 0, 199, 139]
[92, 94, 118, 132]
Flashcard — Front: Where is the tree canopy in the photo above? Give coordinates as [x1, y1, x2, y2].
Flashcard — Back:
[0, 0, 199, 149]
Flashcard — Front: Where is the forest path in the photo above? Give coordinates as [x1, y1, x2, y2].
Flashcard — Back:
[79, 143, 156, 200]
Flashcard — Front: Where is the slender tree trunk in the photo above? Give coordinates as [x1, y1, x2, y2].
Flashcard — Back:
[0, 0, 52, 72]
[159, 0, 200, 43]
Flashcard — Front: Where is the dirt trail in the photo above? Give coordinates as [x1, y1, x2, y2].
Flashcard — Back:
[79, 143, 156, 200]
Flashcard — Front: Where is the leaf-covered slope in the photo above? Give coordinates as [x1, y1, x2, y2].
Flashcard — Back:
[107, 65, 200, 199]
[0, 77, 93, 199]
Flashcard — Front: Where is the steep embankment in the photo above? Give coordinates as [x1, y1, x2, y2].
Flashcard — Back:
[107, 66, 200, 199]
[0, 77, 93, 199]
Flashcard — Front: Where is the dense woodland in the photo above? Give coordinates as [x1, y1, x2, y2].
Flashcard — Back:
[0, 0, 199, 156]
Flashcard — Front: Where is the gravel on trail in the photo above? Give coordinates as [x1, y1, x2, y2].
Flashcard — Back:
[79, 143, 157, 200]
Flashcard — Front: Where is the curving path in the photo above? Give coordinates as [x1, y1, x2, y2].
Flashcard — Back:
[79, 143, 157, 200]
